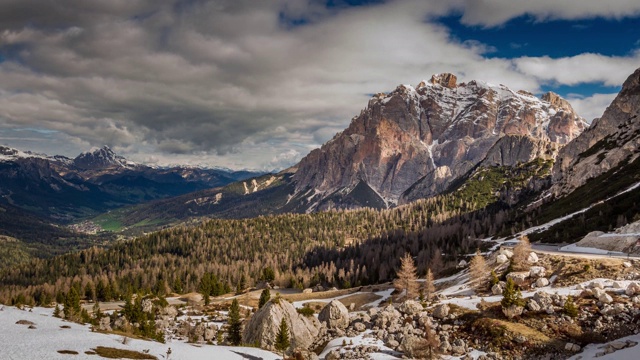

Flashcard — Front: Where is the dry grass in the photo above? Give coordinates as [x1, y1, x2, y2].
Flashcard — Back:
[57, 350, 79, 355]
[282, 288, 357, 302]
[337, 293, 382, 310]
[543, 256, 627, 286]
[92, 347, 157, 359]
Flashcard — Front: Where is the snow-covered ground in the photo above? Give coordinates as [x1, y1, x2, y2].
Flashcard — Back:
[568, 333, 640, 360]
[0, 306, 280, 360]
[318, 331, 399, 359]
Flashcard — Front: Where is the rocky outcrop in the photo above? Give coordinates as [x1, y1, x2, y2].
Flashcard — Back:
[292, 72, 586, 210]
[552, 67, 640, 195]
[243, 299, 322, 351]
[318, 300, 349, 330]
[480, 135, 559, 167]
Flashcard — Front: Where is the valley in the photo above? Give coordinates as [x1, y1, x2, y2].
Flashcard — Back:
[1, 65, 639, 360]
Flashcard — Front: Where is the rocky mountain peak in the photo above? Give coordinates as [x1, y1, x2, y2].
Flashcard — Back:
[429, 73, 457, 88]
[542, 91, 574, 112]
[293, 73, 588, 210]
[73, 145, 131, 170]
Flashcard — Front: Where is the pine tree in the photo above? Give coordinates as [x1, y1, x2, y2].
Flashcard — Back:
[63, 287, 81, 320]
[564, 296, 578, 318]
[393, 253, 418, 300]
[53, 304, 61, 318]
[258, 288, 271, 309]
[469, 250, 489, 289]
[423, 268, 436, 302]
[501, 278, 524, 309]
[274, 317, 290, 358]
[227, 299, 242, 345]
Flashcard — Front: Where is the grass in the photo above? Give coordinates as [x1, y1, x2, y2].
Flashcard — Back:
[92, 347, 157, 359]
[57, 350, 79, 355]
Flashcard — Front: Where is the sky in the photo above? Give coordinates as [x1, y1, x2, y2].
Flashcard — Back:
[0, 0, 638, 170]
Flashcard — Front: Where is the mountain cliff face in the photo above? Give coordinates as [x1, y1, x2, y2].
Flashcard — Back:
[552, 67, 640, 195]
[293, 73, 587, 210]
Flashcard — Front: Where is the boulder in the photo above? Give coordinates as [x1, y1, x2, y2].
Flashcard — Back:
[399, 300, 423, 316]
[433, 304, 450, 319]
[500, 249, 514, 258]
[502, 305, 524, 319]
[527, 299, 541, 312]
[565, 342, 581, 352]
[599, 293, 613, 304]
[626, 282, 640, 296]
[496, 254, 509, 264]
[243, 299, 321, 351]
[535, 278, 550, 287]
[491, 283, 504, 295]
[325, 350, 340, 360]
[529, 266, 546, 278]
[302, 288, 313, 294]
[506, 272, 529, 286]
[458, 260, 468, 268]
[319, 300, 350, 330]
[623, 262, 632, 268]
[527, 252, 539, 263]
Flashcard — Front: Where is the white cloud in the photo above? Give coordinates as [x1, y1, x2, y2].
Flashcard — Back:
[566, 93, 618, 122]
[513, 52, 640, 87]
[459, 0, 640, 27]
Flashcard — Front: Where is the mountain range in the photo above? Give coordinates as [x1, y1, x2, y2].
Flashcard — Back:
[99, 72, 593, 228]
[2, 68, 639, 262]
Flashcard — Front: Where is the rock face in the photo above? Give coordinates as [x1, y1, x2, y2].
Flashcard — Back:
[243, 299, 322, 351]
[293, 73, 586, 210]
[552, 67, 640, 195]
[318, 300, 349, 330]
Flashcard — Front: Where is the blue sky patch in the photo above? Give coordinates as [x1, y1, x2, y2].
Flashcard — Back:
[438, 15, 640, 58]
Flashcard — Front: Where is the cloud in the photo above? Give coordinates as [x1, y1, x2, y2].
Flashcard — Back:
[513, 52, 640, 87]
[458, 0, 640, 27]
[0, 0, 637, 169]
[566, 93, 618, 122]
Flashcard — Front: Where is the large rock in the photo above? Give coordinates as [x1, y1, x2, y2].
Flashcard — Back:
[502, 305, 524, 319]
[399, 300, 423, 316]
[243, 299, 322, 351]
[432, 304, 450, 319]
[496, 254, 509, 264]
[318, 300, 349, 330]
[529, 266, 546, 278]
[626, 282, 640, 296]
[506, 272, 529, 286]
[527, 252, 539, 263]
[535, 278, 550, 287]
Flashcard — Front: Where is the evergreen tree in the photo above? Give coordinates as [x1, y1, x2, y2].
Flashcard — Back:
[227, 299, 242, 345]
[564, 296, 578, 318]
[53, 304, 61, 318]
[274, 317, 290, 358]
[393, 253, 418, 300]
[501, 278, 524, 309]
[258, 288, 271, 309]
[63, 287, 81, 320]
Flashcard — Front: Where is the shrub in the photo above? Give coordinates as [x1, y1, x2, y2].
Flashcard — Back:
[296, 307, 314, 317]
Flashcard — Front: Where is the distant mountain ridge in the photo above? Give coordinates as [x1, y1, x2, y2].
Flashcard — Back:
[0, 145, 263, 224]
[102, 73, 591, 228]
